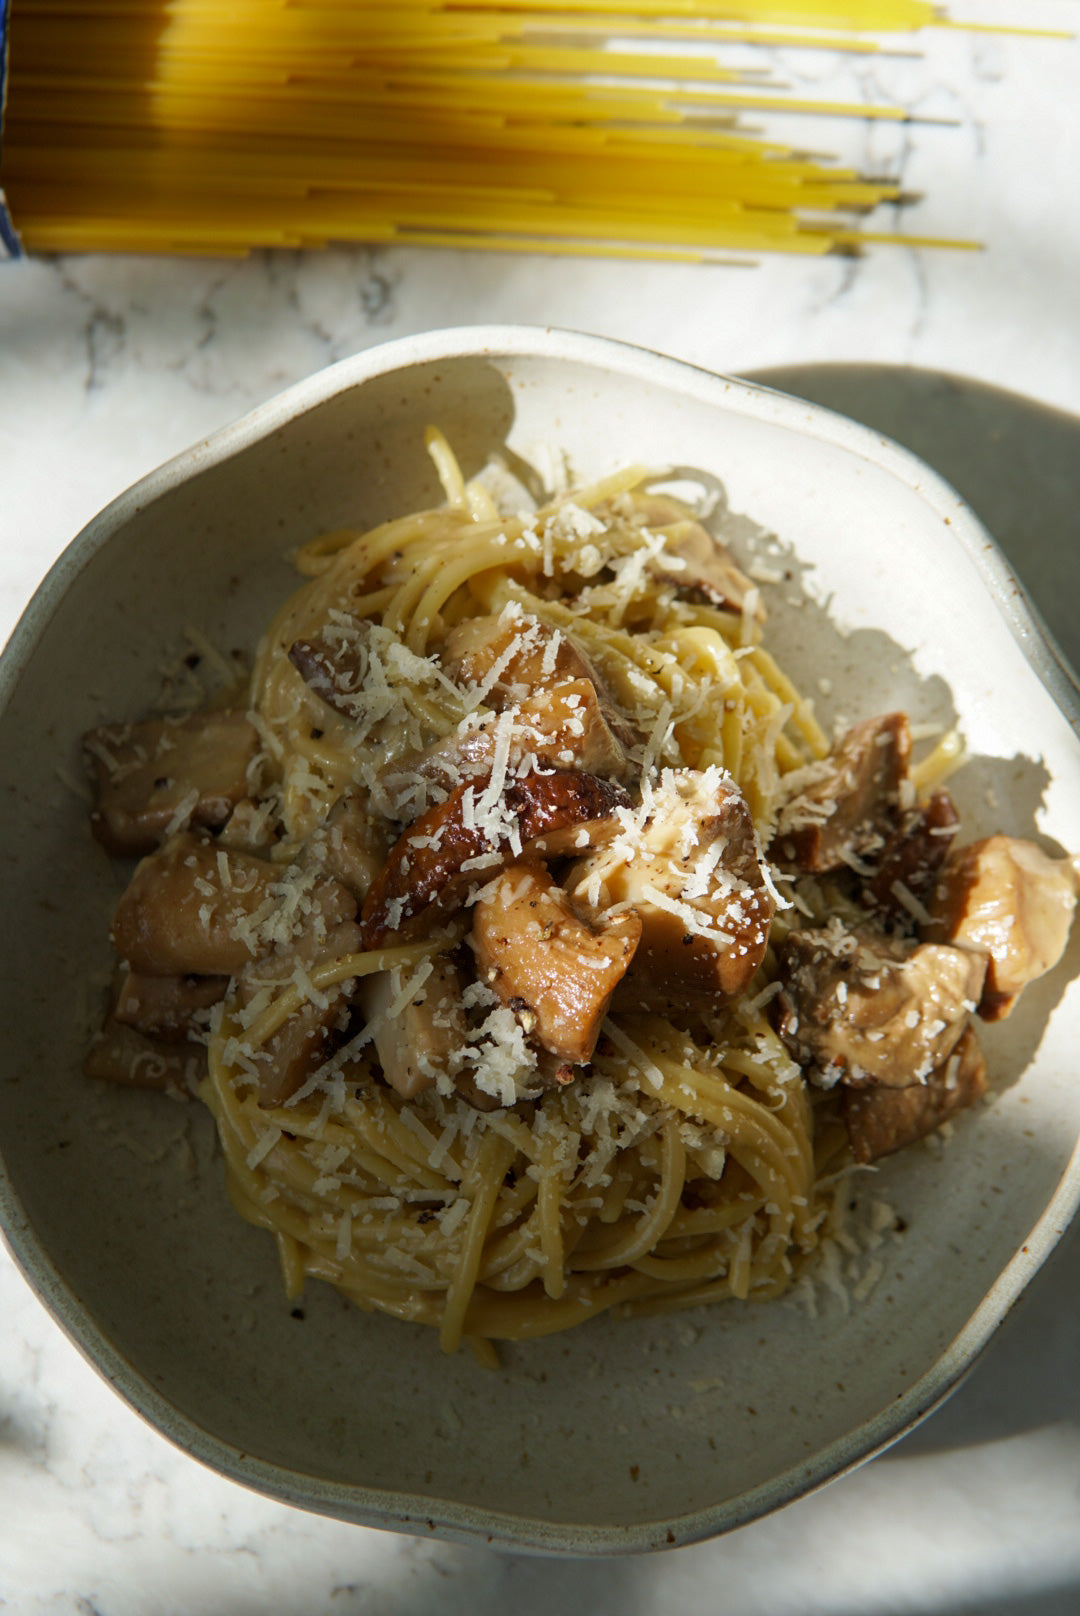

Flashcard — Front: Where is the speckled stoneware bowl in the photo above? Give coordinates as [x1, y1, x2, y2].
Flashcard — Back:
[2, 327, 1079, 1554]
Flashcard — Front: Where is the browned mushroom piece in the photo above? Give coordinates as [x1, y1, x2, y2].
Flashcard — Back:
[925, 834, 1079, 1020]
[113, 968, 229, 1043]
[110, 832, 280, 977]
[376, 677, 632, 815]
[508, 680, 632, 782]
[216, 797, 279, 855]
[606, 491, 762, 617]
[359, 954, 468, 1101]
[771, 713, 911, 874]
[471, 863, 642, 1065]
[774, 924, 985, 1088]
[84, 1016, 206, 1093]
[570, 768, 774, 1014]
[842, 1024, 988, 1163]
[307, 791, 391, 904]
[513, 769, 631, 860]
[84, 709, 258, 857]
[864, 788, 959, 920]
[234, 877, 362, 1107]
[442, 611, 637, 745]
[453, 1071, 505, 1113]
[288, 615, 377, 723]
[360, 767, 631, 947]
[246, 984, 355, 1110]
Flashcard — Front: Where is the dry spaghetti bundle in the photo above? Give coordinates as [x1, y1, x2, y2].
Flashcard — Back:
[0, 0, 1036, 260]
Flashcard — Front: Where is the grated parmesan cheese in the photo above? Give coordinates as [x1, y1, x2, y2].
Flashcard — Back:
[246, 1127, 282, 1171]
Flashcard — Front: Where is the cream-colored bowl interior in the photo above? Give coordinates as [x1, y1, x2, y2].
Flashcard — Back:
[2, 329, 1078, 1553]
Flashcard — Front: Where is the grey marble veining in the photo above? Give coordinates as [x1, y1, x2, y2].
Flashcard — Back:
[2, 6, 1080, 1611]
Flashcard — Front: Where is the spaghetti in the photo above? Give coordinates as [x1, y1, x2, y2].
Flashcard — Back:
[207, 439, 827, 1355]
[84, 432, 1078, 1361]
[1, 1, 1041, 260]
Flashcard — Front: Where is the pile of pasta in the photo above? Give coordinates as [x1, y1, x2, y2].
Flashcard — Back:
[209, 441, 826, 1361]
[87, 435, 1077, 1363]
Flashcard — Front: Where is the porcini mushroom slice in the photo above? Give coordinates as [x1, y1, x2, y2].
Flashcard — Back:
[287, 616, 375, 722]
[359, 954, 467, 1101]
[571, 768, 774, 1013]
[216, 797, 280, 856]
[361, 768, 631, 947]
[308, 791, 391, 904]
[774, 924, 985, 1088]
[289, 615, 460, 748]
[376, 677, 632, 816]
[842, 1024, 988, 1164]
[442, 611, 636, 745]
[84, 1017, 205, 1093]
[925, 835, 1079, 1019]
[113, 969, 229, 1043]
[246, 967, 358, 1109]
[864, 788, 959, 920]
[234, 878, 361, 1107]
[472, 863, 641, 1066]
[84, 709, 257, 857]
[110, 833, 279, 977]
[772, 713, 911, 874]
[604, 491, 762, 617]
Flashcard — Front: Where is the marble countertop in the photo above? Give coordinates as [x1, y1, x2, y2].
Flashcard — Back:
[3, 7, 1080, 1611]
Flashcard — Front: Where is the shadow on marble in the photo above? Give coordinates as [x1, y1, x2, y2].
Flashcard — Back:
[0, 1404, 44, 1460]
[945, 1590, 1080, 1616]
[266, 1543, 1080, 1616]
[176, 1550, 648, 1616]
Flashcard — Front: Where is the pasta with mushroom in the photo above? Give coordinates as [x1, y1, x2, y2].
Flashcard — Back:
[83, 431, 1078, 1361]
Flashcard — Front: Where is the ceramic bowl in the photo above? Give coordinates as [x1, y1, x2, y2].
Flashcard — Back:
[2, 327, 1079, 1555]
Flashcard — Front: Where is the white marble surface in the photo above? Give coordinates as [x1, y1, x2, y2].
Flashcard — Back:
[3, 6, 1080, 1611]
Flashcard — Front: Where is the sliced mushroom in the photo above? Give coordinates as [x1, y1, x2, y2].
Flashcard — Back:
[452, 1071, 505, 1113]
[216, 797, 279, 855]
[307, 791, 391, 903]
[113, 969, 228, 1043]
[842, 1024, 988, 1163]
[864, 788, 959, 920]
[361, 768, 631, 947]
[471, 863, 642, 1065]
[84, 709, 257, 857]
[359, 954, 467, 1101]
[247, 977, 357, 1110]
[514, 769, 632, 860]
[442, 611, 636, 744]
[84, 1017, 205, 1093]
[570, 768, 774, 1013]
[288, 616, 373, 723]
[110, 833, 279, 977]
[376, 677, 632, 816]
[234, 878, 362, 1107]
[925, 835, 1079, 1019]
[604, 491, 761, 616]
[771, 713, 911, 874]
[774, 923, 985, 1088]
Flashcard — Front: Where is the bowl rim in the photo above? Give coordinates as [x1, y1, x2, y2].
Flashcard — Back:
[2, 322, 1080, 1555]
